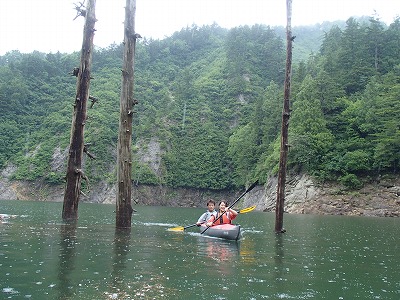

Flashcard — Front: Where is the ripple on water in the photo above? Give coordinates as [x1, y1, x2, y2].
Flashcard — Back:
[2, 287, 19, 295]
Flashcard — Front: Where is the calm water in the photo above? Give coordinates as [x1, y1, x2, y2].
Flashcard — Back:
[0, 200, 399, 299]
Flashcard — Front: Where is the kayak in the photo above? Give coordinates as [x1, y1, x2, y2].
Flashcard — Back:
[199, 224, 241, 241]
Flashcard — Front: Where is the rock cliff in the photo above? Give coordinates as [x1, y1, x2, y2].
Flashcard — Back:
[241, 174, 400, 217]
[1, 165, 399, 217]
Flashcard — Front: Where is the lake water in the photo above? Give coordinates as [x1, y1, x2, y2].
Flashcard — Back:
[0, 200, 399, 299]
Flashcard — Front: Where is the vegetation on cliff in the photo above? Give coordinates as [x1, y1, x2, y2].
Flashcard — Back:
[0, 17, 399, 192]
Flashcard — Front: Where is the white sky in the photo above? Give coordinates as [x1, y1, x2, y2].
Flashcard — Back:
[0, 0, 398, 55]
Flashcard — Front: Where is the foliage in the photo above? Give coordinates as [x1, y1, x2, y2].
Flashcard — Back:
[339, 173, 363, 189]
[0, 17, 399, 192]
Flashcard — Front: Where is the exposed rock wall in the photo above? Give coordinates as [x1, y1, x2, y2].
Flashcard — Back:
[241, 174, 400, 217]
[1, 169, 399, 217]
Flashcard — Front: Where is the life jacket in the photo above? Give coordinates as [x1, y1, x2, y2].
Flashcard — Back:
[210, 211, 235, 225]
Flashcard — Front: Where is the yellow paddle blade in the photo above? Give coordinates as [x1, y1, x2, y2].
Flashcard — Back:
[239, 205, 256, 214]
[168, 226, 185, 231]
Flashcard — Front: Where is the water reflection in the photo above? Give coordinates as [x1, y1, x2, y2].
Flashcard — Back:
[58, 221, 77, 300]
[274, 234, 284, 269]
[239, 237, 256, 264]
[108, 228, 131, 298]
[200, 238, 240, 276]
[274, 234, 285, 278]
[274, 234, 293, 298]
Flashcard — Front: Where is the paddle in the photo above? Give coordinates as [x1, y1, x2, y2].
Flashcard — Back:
[238, 205, 256, 214]
[168, 223, 199, 232]
[168, 205, 256, 231]
[201, 180, 259, 235]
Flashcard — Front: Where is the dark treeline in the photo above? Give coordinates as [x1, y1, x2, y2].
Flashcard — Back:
[0, 17, 399, 191]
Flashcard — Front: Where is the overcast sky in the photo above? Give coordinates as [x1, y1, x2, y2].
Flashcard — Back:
[0, 0, 398, 55]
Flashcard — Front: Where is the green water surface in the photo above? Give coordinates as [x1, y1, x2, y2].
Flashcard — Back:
[0, 200, 399, 299]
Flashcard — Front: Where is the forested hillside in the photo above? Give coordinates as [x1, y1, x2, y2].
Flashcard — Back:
[0, 17, 399, 193]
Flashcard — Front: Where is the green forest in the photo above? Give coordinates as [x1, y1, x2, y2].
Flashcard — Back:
[0, 16, 399, 192]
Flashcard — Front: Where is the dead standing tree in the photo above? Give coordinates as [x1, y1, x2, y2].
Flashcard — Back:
[62, 0, 97, 221]
[275, 0, 293, 233]
[116, 0, 139, 228]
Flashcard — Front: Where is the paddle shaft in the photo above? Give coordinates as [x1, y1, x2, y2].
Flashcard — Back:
[201, 180, 258, 234]
[184, 223, 200, 230]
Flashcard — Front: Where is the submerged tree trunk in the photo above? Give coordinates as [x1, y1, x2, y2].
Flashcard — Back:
[62, 0, 96, 221]
[116, 0, 138, 228]
[275, 0, 293, 233]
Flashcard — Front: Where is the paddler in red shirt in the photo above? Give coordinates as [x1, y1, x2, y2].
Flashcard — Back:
[206, 201, 238, 226]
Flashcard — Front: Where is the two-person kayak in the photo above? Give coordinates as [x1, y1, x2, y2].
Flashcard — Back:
[199, 224, 241, 241]
[169, 205, 256, 240]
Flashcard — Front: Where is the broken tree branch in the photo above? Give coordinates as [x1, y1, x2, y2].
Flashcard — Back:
[83, 145, 96, 159]
[89, 95, 98, 108]
[73, 1, 87, 20]
[75, 168, 90, 191]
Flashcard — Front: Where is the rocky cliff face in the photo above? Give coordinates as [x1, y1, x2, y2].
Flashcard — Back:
[1, 165, 399, 217]
[241, 174, 400, 217]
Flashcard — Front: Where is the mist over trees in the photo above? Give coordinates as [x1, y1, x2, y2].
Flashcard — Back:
[0, 17, 399, 191]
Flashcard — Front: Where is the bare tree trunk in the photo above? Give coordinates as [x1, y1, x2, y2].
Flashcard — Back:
[275, 0, 293, 233]
[116, 0, 138, 228]
[62, 0, 96, 221]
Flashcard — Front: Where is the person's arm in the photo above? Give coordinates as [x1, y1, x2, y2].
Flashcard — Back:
[228, 208, 238, 216]
[206, 214, 216, 227]
[226, 208, 238, 220]
[196, 212, 207, 225]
